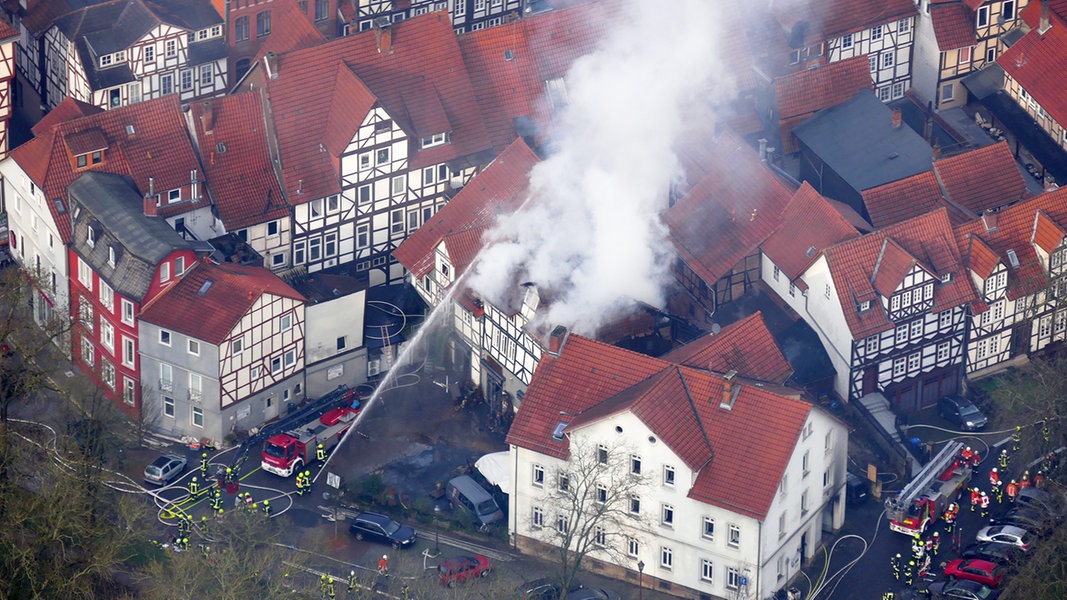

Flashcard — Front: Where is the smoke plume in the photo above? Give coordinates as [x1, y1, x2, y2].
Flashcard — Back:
[468, 0, 735, 336]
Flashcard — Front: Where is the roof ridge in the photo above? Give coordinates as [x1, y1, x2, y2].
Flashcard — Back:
[674, 366, 715, 470]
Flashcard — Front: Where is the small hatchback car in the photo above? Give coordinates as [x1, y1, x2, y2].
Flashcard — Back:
[438, 555, 491, 587]
[144, 454, 187, 486]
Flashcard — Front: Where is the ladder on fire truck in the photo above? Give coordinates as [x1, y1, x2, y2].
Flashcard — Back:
[885, 440, 965, 515]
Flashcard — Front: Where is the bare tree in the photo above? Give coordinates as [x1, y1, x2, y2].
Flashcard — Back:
[528, 439, 649, 598]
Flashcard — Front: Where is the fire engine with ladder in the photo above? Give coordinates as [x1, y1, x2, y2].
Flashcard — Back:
[260, 387, 362, 477]
[885, 440, 972, 536]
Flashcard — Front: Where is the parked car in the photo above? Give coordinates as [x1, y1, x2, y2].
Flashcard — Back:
[447, 475, 504, 526]
[515, 578, 584, 600]
[143, 454, 187, 486]
[960, 542, 1023, 566]
[938, 395, 988, 431]
[990, 506, 1053, 536]
[923, 578, 1001, 600]
[348, 512, 416, 548]
[1015, 487, 1066, 517]
[846, 472, 869, 505]
[975, 525, 1032, 550]
[943, 558, 1005, 588]
[438, 555, 491, 587]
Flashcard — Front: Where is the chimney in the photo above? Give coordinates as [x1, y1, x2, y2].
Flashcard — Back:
[263, 52, 278, 80]
[758, 138, 768, 163]
[982, 209, 998, 232]
[720, 369, 739, 409]
[891, 107, 903, 129]
[547, 325, 569, 356]
[144, 192, 158, 217]
[201, 100, 214, 133]
[375, 19, 392, 54]
[932, 139, 942, 159]
[1040, 0, 1052, 34]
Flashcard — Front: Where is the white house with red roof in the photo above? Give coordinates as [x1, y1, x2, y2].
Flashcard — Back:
[912, 0, 1028, 110]
[953, 187, 1067, 374]
[1, 95, 214, 329]
[138, 258, 307, 444]
[508, 332, 848, 600]
[765, 206, 974, 409]
[67, 172, 204, 413]
[394, 138, 543, 406]
[237, 13, 492, 286]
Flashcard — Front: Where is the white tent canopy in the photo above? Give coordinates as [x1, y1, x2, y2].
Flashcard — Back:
[475, 451, 511, 494]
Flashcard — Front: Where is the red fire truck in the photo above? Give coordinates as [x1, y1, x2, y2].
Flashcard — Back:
[260, 404, 361, 477]
[885, 440, 972, 536]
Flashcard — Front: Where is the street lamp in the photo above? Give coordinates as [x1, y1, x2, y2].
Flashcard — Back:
[637, 560, 645, 600]
[433, 506, 441, 555]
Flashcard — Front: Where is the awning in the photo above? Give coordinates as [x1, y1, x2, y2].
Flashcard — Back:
[974, 90, 1067, 184]
[474, 451, 510, 494]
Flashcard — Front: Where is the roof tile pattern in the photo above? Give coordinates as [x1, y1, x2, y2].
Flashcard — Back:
[140, 259, 305, 345]
[762, 182, 860, 280]
[955, 187, 1067, 303]
[934, 141, 1027, 212]
[265, 12, 490, 203]
[393, 138, 539, 278]
[188, 92, 289, 230]
[508, 334, 811, 521]
[965, 234, 1001, 280]
[10, 95, 203, 243]
[824, 208, 974, 338]
[665, 131, 794, 286]
[931, 2, 977, 51]
[1000, 5, 1067, 130]
[775, 55, 873, 154]
[772, 0, 916, 44]
[863, 171, 950, 228]
[660, 312, 793, 384]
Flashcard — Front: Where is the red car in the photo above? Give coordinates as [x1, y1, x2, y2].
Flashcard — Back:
[438, 555, 492, 587]
[944, 558, 1005, 588]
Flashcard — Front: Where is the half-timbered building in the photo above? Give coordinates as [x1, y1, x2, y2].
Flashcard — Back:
[138, 258, 306, 444]
[67, 171, 203, 413]
[954, 188, 1067, 375]
[0, 20, 19, 159]
[766, 207, 974, 409]
[240, 13, 491, 287]
[2, 95, 206, 331]
[664, 131, 793, 328]
[771, 0, 917, 102]
[341, 0, 524, 36]
[394, 138, 543, 405]
[43, 0, 227, 112]
[912, 0, 1028, 110]
[997, 1, 1067, 155]
[4, 0, 78, 123]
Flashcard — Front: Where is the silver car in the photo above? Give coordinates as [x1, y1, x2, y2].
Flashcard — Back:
[144, 454, 187, 486]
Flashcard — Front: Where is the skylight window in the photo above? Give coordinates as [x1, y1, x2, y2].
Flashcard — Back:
[552, 422, 567, 441]
[1007, 249, 1020, 269]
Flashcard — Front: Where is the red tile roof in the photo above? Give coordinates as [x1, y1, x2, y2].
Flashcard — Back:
[773, 0, 916, 44]
[22, 0, 77, 34]
[762, 182, 860, 280]
[933, 142, 1028, 213]
[254, 0, 325, 62]
[508, 334, 813, 520]
[863, 172, 950, 228]
[661, 311, 793, 384]
[31, 98, 102, 137]
[824, 208, 974, 338]
[872, 238, 923, 297]
[775, 55, 873, 154]
[964, 234, 1001, 279]
[188, 93, 289, 231]
[9, 95, 202, 243]
[139, 258, 305, 345]
[665, 131, 794, 287]
[1000, 7, 1067, 131]
[954, 187, 1067, 302]
[458, 1, 611, 153]
[931, 2, 977, 50]
[393, 138, 539, 278]
[265, 12, 491, 203]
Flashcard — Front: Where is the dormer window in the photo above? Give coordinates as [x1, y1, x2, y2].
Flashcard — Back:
[108, 246, 116, 268]
[940, 272, 952, 283]
[859, 299, 872, 312]
[419, 132, 450, 148]
[168, 189, 181, 204]
[98, 50, 126, 68]
[75, 151, 103, 169]
[86, 225, 96, 248]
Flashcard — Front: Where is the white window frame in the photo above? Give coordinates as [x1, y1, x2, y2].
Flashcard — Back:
[661, 504, 674, 527]
[159, 329, 172, 346]
[703, 517, 715, 539]
[192, 406, 204, 428]
[122, 299, 135, 326]
[531, 506, 544, 528]
[728, 524, 741, 548]
[660, 546, 673, 570]
[163, 395, 175, 417]
[663, 465, 675, 487]
[122, 337, 135, 368]
[702, 559, 714, 583]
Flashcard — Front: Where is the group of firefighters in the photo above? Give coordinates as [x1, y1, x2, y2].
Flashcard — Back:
[884, 419, 1060, 598]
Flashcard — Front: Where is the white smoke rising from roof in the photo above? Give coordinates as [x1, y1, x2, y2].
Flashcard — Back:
[468, 0, 735, 336]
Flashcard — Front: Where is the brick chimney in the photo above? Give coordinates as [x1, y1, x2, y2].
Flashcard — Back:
[374, 18, 393, 54]
[891, 107, 903, 129]
[720, 369, 739, 409]
[1040, 0, 1052, 34]
[144, 193, 158, 217]
[201, 100, 214, 133]
[547, 325, 569, 357]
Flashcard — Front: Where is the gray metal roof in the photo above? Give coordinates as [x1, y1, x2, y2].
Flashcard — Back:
[188, 37, 228, 65]
[793, 89, 934, 193]
[68, 171, 194, 301]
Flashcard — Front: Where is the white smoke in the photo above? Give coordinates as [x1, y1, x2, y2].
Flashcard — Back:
[468, 0, 735, 336]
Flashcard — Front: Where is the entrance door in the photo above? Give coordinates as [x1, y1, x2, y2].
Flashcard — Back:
[264, 393, 279, 422]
